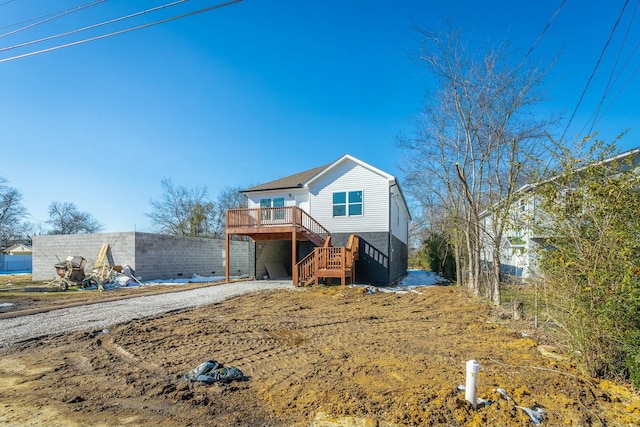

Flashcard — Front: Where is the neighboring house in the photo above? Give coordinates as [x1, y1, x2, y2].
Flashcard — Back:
[225, 154, 411, 286]
[2, 244, 32, 255]
[480, 185, 539, 280]
[0, 244, 33, 272]
[481, 147, 640, 280]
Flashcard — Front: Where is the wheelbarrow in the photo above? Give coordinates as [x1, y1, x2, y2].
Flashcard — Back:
[53, 256, 87, 290]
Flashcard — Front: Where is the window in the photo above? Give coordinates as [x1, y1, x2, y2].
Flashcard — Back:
[333, 191, 363, 217]
[260, 198, 271, 220]
[260, 198, 285, 220]
[348, 191, 362, 215]
[273, 197, 285, 220]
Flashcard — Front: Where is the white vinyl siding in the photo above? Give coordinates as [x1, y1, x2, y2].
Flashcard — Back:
[242, 156, 410, 241]
[390, 185, 408, 244]
[308, 161, 389, 233]
[246, 189, 306, 210]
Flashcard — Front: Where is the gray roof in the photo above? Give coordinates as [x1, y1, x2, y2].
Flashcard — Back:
[241, 163, 331, 192]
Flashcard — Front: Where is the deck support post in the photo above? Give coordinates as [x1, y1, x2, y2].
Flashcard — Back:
[292, 229, 298, 286]
[225, 231, 230, 282]
[341, 249, 346, 285]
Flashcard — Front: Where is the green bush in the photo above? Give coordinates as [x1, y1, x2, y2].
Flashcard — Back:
[421, 233, 456, 280]
[534, 139, 640, 387]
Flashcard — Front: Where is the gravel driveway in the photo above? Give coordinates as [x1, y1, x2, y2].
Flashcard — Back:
[0, 280, 293, 348]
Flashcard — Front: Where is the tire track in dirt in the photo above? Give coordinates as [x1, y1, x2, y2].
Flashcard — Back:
[0, 281, 293, 347]
[4, 285, 635, 427]
[90, 286, 477, 423]
[130, 289, 442, 417]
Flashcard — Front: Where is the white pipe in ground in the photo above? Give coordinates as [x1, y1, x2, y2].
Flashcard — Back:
[465, 360, 480, 409]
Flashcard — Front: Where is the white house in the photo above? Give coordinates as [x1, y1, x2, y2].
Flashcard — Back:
[225, 154, 411, 286]
[481, 147, 640, 281]
[480, 185, 539, 280]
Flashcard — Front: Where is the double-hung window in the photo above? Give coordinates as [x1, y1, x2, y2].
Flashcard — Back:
[332, 191, 363, 217]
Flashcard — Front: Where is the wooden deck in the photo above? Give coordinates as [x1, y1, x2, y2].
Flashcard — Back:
[225, 207, 359, 287]
[226, 207, 329, 246]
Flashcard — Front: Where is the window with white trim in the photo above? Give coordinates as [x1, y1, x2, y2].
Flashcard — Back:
[332, 190, 363, 217]
[260, 197, 285, 220]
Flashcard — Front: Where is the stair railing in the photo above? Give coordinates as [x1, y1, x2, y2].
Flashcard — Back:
[296, 251, 316, 287]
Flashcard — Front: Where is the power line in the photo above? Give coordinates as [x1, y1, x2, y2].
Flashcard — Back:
[499, 0, 566, 124]
[0, 0, 188, 54]
[0, 0, 243, 64]
[0, 1, 107, 39]
[514, 0, 567, 75]
[592, 51, 640, 129]
[561, 0, 630, 141]
[586, 0, 640, 133]
[0, 0, 18, 8]
[0, 0, 105, 32]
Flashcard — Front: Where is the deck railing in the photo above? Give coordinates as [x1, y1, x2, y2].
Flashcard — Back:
[226, 207, 330, 242]
[319, 247, 345, 270]
[296, 247, 348, 286]
[296, 234, 360, 286]
[297, 251, 316, 286]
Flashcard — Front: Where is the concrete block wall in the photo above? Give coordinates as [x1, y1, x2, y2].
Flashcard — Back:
[134, 233, 219, 280]
[390, 234, 408, 284]
[32, 232, 252, 281]
[333, 232, 390, 286]
[255, 241, 291, 279]
[32, 233, 136, 281]
[133, 233, 252, 280]
[229, 238, 253, 279]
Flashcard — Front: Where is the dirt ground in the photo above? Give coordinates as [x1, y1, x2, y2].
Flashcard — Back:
[0, 276, 236, 318]
[1, 280, 639, 427]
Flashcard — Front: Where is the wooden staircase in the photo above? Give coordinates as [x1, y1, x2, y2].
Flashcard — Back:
[296, 234, 360, 287]
[225, 206, 358, 286]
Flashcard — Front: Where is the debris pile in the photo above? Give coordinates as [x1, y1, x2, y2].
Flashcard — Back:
[52, 256, 87, 290]
[46, 243, 140, 291]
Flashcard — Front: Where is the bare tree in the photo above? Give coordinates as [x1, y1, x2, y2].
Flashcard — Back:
[400, 27, 554, 304]
[0, 176, 28, 246]
[47, 201, 104, 234]
[146, 178, 216, 237]
[212, 185, 246, 238]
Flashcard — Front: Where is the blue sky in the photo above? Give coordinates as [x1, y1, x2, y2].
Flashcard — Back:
[1, 0, 639, 233]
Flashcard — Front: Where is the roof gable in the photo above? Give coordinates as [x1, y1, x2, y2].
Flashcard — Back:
[1, 244, 32, 254]
[240, 153, 412, 220]
[243, 154, 396, 193]
[306, 154, 395, 186]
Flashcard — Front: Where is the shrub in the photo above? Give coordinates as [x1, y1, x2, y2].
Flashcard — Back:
[534, 139, 640, 387]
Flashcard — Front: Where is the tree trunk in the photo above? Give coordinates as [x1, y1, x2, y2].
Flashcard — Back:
[467, 218, 482, 297]
[513, 299, 524, 320]
[491, 250, 502, 305]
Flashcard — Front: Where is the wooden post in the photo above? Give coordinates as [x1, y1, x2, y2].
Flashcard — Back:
[292, 230, 298, 286]
[314, 248, 320, 286]
[341, 249, 346, 285]
[225, 231, 230, 282]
